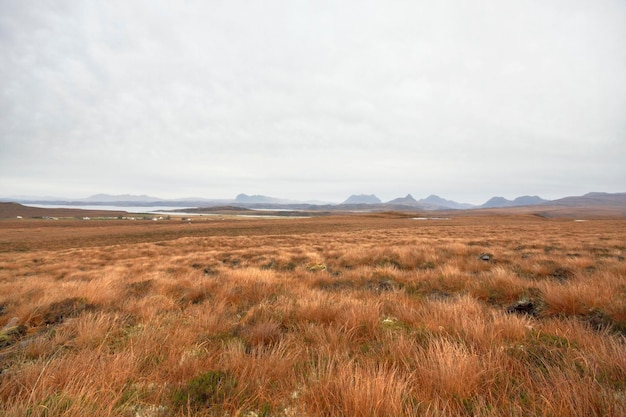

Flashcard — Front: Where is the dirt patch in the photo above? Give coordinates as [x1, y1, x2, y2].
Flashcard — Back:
[365, 278, 401, 293]
[549, 267, 574, 281]
[31, 297, 96, 327]
[126, 280, 154, 298]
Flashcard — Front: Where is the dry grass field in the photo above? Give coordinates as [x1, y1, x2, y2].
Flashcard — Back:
[1, 210, 625, 416]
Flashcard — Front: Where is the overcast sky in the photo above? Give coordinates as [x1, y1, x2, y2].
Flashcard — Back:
[1, 1, 625, 204]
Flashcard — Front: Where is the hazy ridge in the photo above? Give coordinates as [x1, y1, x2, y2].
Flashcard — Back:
[2, 191, 626, 212]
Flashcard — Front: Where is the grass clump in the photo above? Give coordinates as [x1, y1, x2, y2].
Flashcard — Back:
[172, 370, 239, 412]
[0, 322, 26, 348]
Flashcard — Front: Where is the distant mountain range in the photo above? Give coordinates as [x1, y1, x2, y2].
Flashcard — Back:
[550, 192, 626, 207]
[82, 193, 164, 203]
[235, 193, 294, 204]
[339, 193, 550, 210]
[2, 192, 626, 212]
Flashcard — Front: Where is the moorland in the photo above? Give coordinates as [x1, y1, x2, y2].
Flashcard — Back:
[0, 205, 625, 416]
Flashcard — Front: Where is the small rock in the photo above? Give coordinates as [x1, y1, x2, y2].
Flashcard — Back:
[0, 319, 27, 348]
[307, 263, 327, 272]
[2, 317, 19, 331]
[131, 405, 168, 417]
[478, 253, 492, 261]
[203, 267, 218, 276]
[506, 300, 537, 316]
[367, 278, 398, 292]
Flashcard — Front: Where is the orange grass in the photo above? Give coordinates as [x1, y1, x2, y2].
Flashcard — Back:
[0, 214, 625, 416]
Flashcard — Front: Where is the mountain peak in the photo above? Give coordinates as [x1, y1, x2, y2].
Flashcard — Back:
[387, 194, 419, 205]
[421, 194, 445, 203]
[512, 195, 548, 206]
[418, 195, 474, 210]
[480, 196, 511, 208]
[341, 194, 382, 205]
[480, 195, 549, 208]
[235, 194, 282, 204]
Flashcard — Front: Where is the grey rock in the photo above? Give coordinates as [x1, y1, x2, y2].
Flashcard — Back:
[506, 300, 537, 316]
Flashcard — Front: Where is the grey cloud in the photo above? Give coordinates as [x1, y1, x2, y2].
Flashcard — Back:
[1, 1, 625, 203]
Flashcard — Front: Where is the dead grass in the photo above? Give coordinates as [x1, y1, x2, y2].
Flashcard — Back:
[0, 214, 625, 416]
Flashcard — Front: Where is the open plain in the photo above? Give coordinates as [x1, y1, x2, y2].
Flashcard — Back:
[1, 207, 625, 416]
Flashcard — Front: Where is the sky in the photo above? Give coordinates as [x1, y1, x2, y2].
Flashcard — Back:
[1, 1, 625, 205]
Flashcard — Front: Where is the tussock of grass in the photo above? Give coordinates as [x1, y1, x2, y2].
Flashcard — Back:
[0, 215, 625, 416]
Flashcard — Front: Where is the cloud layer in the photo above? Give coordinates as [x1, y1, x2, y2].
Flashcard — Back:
[1, 1, 625, 203]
